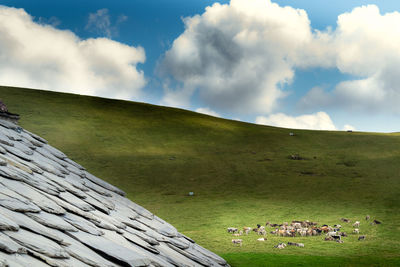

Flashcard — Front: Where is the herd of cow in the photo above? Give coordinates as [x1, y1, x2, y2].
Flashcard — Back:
[228, 215, 382, 248]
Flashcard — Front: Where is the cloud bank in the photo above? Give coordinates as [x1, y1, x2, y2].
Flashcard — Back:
[159, 0, 333, 114]
[301, 5, 400, 114]
[256, 112, 356, 131]
[161, 1, 400, 117]
[255, 112, 336, 130]
[0, 6, 146, 100]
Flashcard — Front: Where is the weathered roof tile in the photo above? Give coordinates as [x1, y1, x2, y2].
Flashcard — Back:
[5, 229, 69, 258]
[0, 117, 229, 266]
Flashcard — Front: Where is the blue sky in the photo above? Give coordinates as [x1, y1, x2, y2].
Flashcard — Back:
[1, 0, 400, 132]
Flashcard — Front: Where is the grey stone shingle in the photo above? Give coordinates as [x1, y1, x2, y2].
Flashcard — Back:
[0, 118, 229, 267]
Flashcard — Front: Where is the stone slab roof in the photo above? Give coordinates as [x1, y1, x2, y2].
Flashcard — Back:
[0, 118, 229, 267]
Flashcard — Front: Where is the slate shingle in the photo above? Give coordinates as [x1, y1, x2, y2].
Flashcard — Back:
[0, 118, 229, 267]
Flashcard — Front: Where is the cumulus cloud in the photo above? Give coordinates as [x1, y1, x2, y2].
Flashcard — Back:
[195, 107, 220, 117]
[159, 0, 333, 114]
[301, 5, 400, 113]
[0, 6, 146, 100]
[255, 112, 337, 130]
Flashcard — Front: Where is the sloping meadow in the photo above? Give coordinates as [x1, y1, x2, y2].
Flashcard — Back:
[1, 85, 399, 266]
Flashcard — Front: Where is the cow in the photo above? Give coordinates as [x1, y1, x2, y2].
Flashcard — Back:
[257, 237, 266, 242]
[227, 227, 238, 233]
[365, 215, 370, 220]
[358, 235, 365, 241]
[325, 236, 334, 241]
[353, 221, 360, 228]
[243, 227, 252, 235]
[353, 228, 360, 234]
[288, 242, 304, 247]
[326, 231, 338, 237]
[258, 228, 267, 236]
[232, 239, 243, 246]
[292, 223, 302, 229]
[274, 243, 287, 249]
[341, 218, 350, 223]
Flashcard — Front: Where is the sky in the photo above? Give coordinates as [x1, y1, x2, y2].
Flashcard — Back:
[0, 0, 400, 132]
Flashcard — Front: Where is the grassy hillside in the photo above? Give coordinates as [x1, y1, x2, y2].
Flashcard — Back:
[1, 85, 399, 266]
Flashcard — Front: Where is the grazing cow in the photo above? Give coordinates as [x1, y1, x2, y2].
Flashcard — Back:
[257, 237, 266, 242]
[292, 223, 302, 229]
[258, 229, 267, 236]
[353, 228, 360, 234]
[270, 229, 278, 235]
[232, 239, 243, 246]
[341, 218, 350, 223]
[288, 242, 304, 247]
[274, 243, 287, 249]
[326, 231, 338, 237]
[312, 229, 318, 236]
[315, 228, 323, 235]
[325, 236, 334, 241]
[289, 229, 296, 237]
[321, 226, 330, 233]
[243, 227, 252, 235]
[334, 224, 342, 228]
[233, 233, 241, 237]
[353, 221, 360, 228]
[365, 215, 370, 220]
[227, 227, 238, 233]
[373, 219, 382, 225]
[278, 229, 286, 236]
[358, 235, 365, 241]
[300, 230, 307, 237]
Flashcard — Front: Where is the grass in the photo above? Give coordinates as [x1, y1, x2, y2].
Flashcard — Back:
[1, 85, 399, 266]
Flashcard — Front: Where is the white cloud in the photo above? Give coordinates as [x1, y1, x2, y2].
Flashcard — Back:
[195, 107, 220, 117]
[159, 0, 333, 115]
[85, 8, 112, 37]
[343, 124, 356, 131]
[0, 6, 146, 100]
[255, 112, 337, 130]
[301, 5, 400, 113]
[85, 9, 128, 38]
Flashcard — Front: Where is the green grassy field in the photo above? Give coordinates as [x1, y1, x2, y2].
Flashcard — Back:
[1, 85, 399, 266]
